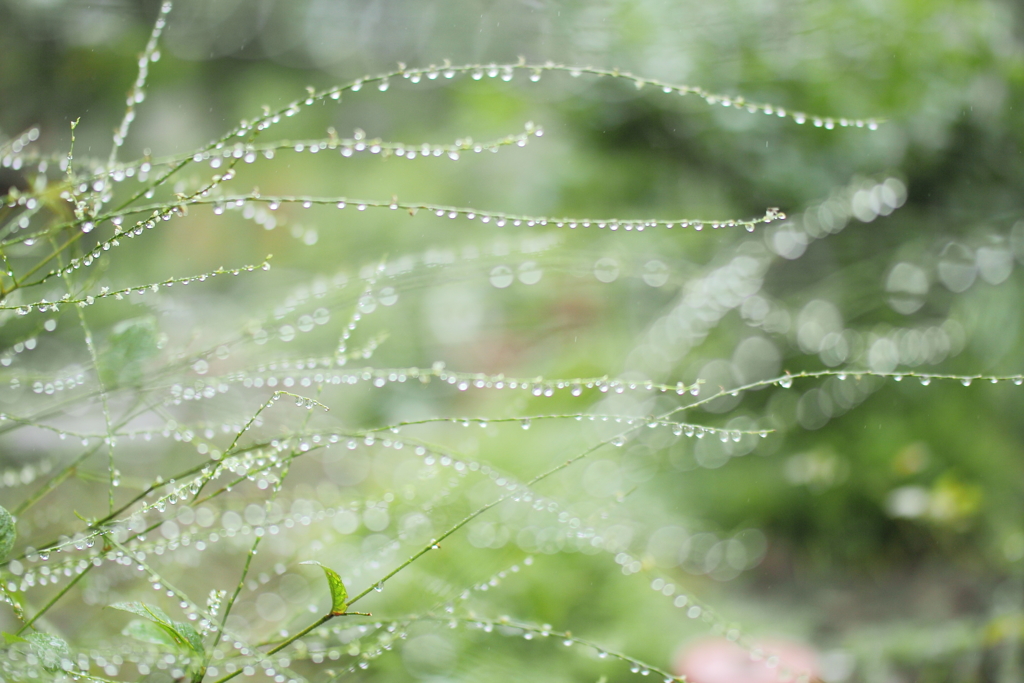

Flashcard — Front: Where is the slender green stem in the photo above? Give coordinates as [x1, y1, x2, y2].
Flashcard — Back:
[230, 438, 612, 681]
[16, 568, 88, 635]
[205, 388, 324, 671]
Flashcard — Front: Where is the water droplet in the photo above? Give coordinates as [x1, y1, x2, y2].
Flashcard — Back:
[358, 295, 378, 314]
[779, 376, 793, 388]
[594, 258, 619, 283]
[517, 261, 542, 285]
[961, 377, 973, 387]
[373, 582, 383, 592]
[642, 260, 669, 287]
[489, 265, 513, 288]
[520, 419, 531, 430]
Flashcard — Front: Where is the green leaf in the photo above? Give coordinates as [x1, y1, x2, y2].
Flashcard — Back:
[25, 632, 70, 673]
[302, 561, 348, 615]
[99, 316, 160, 386]
[0, 504, 16, 562]
[109, 601, 172, 625]
[110, 601, 204, 658]
[170, 621, 205, 658]
[122, 619, 180, 649]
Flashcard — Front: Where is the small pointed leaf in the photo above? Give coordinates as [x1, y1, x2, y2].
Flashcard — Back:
[0, 505, 16, 562]
[302, 561, 348, 615]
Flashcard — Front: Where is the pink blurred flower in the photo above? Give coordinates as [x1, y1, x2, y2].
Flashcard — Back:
[675, 637, 819, 683]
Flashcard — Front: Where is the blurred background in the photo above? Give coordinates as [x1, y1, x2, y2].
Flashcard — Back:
[2, 0, 1024, 681]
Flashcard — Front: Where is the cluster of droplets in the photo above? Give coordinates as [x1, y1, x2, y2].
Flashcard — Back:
[197, 192, 783, 235]
[771, 369, 1024, 390]
[625, 176, 919, 392]
[581, 257, 673, 287]
[288, 621, 405, 678]
[182, 123, 540, 168]
[0, 54, 865, 309]
[456, 556, 535, 599]
[0, 67, 552, 266]
[169, 379, 231, 405]
[0, 459, 53, 488]
[42, 204, 186, 282]
[335, 278, 379, 359]
[0, 127, 40, 159]
[0, 323, 53, 366]
[291, 607, 682, 682]
[0, 23, 906, 683]
[400, 412, 769, 450]
[437, 613, 682, 682]
[106, 1, 172, 168]
[2, 478, 398, 598]
[230, 361, 705, 397]
[765, 177, 906, 264]
[2, 261, 270, 314]
[276, 59, 879, 133]
[0, 411, 92, 449]
[6, 450, 275, 564]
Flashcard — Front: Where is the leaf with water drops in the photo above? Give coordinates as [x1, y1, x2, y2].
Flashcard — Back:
[98, 316, 160, 387]
[122, 619, 180, 649]
[0, 504, 15, 561]
[110, 600, 173, 623]
[24, 632, 70, 673]
[110, 601, 204, 658]
[169, 621, 204, 658]
[302, 560, 349, 615]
